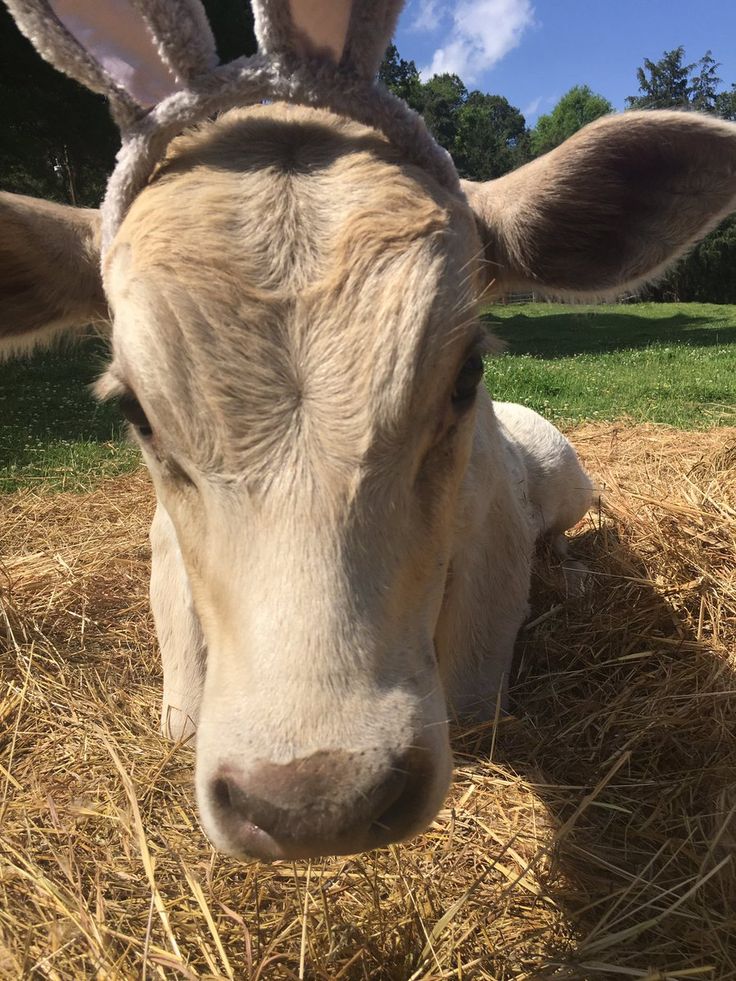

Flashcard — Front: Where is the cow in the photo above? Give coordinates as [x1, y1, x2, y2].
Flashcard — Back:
[2, 0, 736, 861]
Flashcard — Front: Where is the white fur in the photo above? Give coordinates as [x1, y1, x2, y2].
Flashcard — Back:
[494, 402, 596, 552]
[156, 396, 593, 734]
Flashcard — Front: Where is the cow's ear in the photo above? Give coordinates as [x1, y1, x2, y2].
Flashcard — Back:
[0, 192, 108, 357]
[463, 110, 736, 298]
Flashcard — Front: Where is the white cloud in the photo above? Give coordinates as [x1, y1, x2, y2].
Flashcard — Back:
[522, 94, 556, 122]
[522, 96, 543, 119]
[412, 0, 443, 32]
[419, 0, 535, 84]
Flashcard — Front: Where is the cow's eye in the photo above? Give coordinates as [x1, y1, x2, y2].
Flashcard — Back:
[119, 393, 153, 438]
[451, 353, 484, 408]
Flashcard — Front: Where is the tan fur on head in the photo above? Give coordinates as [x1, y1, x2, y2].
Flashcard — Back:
[103, 104, 477, 480]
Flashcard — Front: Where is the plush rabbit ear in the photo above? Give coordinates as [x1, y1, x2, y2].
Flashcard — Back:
[5, 0, 217, 121]
[254, 0, 403, 78]
[341, 0, 405, 78]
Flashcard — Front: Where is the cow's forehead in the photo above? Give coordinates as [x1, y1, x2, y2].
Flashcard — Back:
[113, 102, 469, 289]
[103, 103, 482, 475]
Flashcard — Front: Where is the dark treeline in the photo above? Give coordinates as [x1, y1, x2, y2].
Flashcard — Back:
[1, 9, 734, 302]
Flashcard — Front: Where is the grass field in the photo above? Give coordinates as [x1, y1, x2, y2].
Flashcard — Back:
[0, 302, 734, 491]
[483, 301, 736, 428]
[0, 336, 137, 493]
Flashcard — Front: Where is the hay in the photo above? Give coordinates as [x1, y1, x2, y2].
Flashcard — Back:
[1, 422, 735, 979]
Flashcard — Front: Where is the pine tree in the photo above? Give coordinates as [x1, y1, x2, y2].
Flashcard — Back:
[625, 47, 694, 110]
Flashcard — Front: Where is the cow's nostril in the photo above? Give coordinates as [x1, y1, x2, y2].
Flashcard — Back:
[365, 765, 407, 826]
[369, 752, 424, 835]
[212, 776, 233, 812]
[372, 781, 411, 834]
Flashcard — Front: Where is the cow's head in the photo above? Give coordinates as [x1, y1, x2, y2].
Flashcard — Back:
[3, 0, 736, 860]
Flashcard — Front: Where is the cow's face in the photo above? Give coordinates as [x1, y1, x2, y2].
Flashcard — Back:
[4, 103, 735, 859]
[98, 106, 487, 858]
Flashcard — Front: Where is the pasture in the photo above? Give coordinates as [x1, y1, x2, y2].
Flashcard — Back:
[484, 302, 736, 428]
[1, 303, 736, 978]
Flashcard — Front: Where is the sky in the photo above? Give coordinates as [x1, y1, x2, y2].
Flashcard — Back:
[394, 0, 736, 122]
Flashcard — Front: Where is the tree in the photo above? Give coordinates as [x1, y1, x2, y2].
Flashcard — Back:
[378, 43, 423, 110]
[627, 47, 733, 116]
[690, 51, 722, 113]
[715, 84, 736, 121]
[417, 73, 468, 152]
[530, 85, 613, 157]
[646, 215, 736, 304]
[453, 92, 528, 180]
[205, 0, 255, 63]
[378, 47, 531, 181]
[626, 46, 694, 110]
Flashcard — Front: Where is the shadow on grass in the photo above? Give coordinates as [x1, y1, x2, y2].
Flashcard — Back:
[484, 310, 736, 358]
[451, 525, 736, 972]
[0, 337, 127, 476]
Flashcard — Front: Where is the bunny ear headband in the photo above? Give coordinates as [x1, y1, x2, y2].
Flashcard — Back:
[5, 0, 459, 251]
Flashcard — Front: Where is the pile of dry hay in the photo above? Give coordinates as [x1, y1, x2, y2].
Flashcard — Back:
[1, 422, 735, 980]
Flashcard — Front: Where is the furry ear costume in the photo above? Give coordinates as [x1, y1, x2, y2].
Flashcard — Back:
[5, 0, 459, 249]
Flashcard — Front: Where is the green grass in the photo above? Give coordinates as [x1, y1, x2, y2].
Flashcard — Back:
[483, 302, 736, 428]
[1, 303, 734, 493]
[0, 338, 139, 493]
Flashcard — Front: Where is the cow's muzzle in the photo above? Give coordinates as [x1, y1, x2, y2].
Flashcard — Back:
[203, 746, 439, 860]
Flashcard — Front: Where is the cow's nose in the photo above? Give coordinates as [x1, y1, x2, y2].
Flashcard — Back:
[206, 748, 422, 859]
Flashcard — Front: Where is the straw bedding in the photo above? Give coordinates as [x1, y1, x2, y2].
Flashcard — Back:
[1, 422, 735, 979]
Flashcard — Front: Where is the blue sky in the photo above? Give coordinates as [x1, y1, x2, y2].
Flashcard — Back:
[394, 0, 736, 122]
